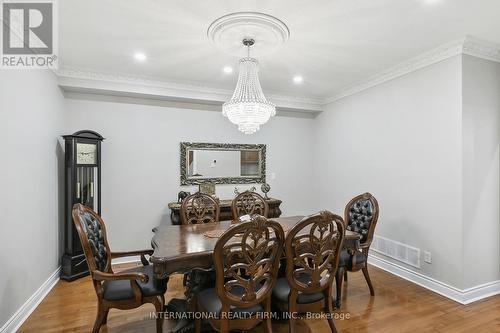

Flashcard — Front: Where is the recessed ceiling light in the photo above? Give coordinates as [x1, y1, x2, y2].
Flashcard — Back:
[223, 66, 233, 73]
[134, 52, 147, 62]
[293, 76, 303, 84]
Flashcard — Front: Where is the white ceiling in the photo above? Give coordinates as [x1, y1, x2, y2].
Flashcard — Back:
[60, 0, 500, 101]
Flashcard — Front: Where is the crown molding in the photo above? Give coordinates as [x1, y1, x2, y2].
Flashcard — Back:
[325, 36, 500, 104]
[324, 38, 465, 104]
[57, 36, 500, 110]
[56, 66, 324, 114]
[462, 36, 500, 63]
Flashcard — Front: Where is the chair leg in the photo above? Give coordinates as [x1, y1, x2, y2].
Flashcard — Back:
[362, 266, 375, 296]
[193, 298, 201, 333]
[101, 308, 109, 325]
[343, 271, 348, 282]
[335, 267, 344, 309]
[220, 318, 229, 333]
[92, 302, 107, 333]
[153, 295, 164, 333]
[220, 304, 230, 333]
[325, 287, 338, 333]
[288, 291, 298, 333]
[263, 297, 273, 333]
[160, 294, 166, 312]
[194, 317, 201, 333]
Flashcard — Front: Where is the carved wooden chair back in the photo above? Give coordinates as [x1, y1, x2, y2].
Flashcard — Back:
[285, 211, 345, 294]
[180, 192, 220, 224]
[213, 215, 285, 308]
[72, 203, 113, 275]
[344, 192, 379, 250]
[231, 191, 269, 220]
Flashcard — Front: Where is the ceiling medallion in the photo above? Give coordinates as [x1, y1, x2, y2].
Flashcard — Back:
[208, 12, 289, 134]
[207, 12, 290, 57]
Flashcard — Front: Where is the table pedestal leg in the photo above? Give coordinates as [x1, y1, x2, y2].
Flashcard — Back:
[166, 269, 216, 333]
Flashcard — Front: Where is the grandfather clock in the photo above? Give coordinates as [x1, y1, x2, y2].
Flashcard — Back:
[61, 130, 104, 281]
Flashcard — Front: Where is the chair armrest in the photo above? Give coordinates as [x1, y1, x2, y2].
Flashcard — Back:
[343, 238, 360, 254]
[111, 249, 153, 266]
[92, 270, 149, 283]
[343, 238, 365, 270]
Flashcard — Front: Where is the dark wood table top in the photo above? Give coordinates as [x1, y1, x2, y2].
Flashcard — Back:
[151, 216, 360, 278]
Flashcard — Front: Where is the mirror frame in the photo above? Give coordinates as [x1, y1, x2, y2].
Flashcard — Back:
[180, 142, 266, 185]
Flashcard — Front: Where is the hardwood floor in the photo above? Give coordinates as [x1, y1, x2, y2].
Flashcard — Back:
[19, 264, 500, 332]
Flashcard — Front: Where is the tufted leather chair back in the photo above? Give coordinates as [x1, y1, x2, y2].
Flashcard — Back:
[72, 204, 112, 274]
[285, 211, 345, 294]
[344, 193, 379, 249]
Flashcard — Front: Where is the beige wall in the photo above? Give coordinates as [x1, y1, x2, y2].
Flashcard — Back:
[0, 70, 66, 329]
[313, 56, 465, 288]
[314, 54, 500, 290]
[462, 55, 500, 288]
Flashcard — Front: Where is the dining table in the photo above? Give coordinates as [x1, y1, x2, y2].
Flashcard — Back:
[150, 215, 361, 333]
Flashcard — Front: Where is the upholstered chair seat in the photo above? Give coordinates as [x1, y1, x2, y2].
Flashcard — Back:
[102, 265, 167, 301]
[338, 249, 367, 270]
[196, 287, 265, 319]
[272, 274, 325, 304]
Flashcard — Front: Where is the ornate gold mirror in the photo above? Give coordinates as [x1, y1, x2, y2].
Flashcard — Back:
[180, 142, 266, 185]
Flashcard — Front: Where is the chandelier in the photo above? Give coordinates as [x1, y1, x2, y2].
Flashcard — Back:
[222, 39, 276, 134]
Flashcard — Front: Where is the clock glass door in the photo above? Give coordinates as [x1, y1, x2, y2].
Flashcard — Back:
[76, 166, 98, 212]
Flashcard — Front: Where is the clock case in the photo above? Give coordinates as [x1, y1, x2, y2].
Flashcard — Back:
[61, 130, 104, 281]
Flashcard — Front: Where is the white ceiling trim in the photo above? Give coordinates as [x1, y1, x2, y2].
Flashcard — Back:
[56, 67, 324, 113]
[324, 36, 500, 104]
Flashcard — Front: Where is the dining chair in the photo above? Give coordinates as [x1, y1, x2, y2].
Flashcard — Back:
[335, 193, 379, 308]
[72, 204, 167, 333]
[194, 215, 285, 333]
[231, 190, 269, 220]
[180, 191, 220, 224]
[179, 192, 220, 288]
[271, 211, 345, 333]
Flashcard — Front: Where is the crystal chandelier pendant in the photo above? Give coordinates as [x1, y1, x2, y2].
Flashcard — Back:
[222, 39, 276, 134]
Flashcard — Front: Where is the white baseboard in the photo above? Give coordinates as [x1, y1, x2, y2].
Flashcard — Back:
[459, 280, 500, 304]
[0, 267, 61, 333]
[368, 254, 500, 305]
